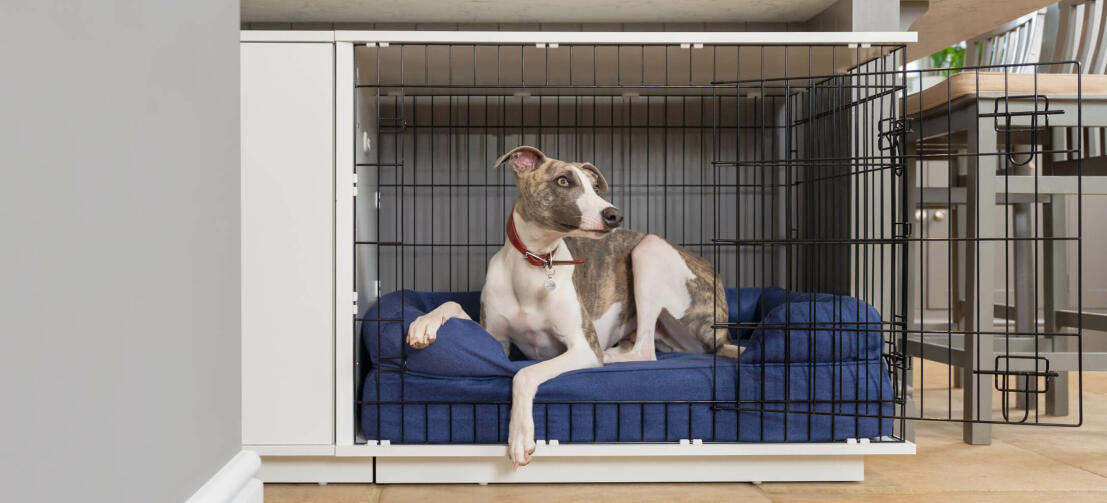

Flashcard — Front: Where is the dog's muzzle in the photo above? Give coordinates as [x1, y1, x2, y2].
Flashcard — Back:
[601, 207, 623, 229]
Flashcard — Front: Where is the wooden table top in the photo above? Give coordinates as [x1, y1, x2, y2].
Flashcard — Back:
[902, 72, 1107, 116]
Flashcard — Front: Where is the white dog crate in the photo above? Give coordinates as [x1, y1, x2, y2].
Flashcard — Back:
[241, 29, 1090, 484]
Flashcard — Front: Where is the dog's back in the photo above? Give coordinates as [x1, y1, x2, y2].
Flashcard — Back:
[565, 229, 735, 357]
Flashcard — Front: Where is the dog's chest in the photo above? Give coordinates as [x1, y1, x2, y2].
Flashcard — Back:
[483, 258, 581, 360]
[497, 304, 568, 360]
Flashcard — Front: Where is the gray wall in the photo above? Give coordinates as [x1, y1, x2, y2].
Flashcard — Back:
[0, 2, 240, 501]
[365, 94, 782, 295]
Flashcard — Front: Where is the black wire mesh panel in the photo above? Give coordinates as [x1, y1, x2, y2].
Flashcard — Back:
[902, 65, 1087, 437]
[348, 41, 1084, 446]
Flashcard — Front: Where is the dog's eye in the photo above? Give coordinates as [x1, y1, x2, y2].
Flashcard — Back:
[556, 176, 570, 187]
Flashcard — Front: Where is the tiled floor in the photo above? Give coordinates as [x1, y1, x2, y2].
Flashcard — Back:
[266, 369, 1107, 502]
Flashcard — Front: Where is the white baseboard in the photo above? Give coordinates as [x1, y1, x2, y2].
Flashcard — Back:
[230, 478, 263, 503]
[187, 450, 262, 503]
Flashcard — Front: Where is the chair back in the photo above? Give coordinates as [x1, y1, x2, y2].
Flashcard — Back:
[1048, 0, 1107, 74]
[965, 8, 1048, 72]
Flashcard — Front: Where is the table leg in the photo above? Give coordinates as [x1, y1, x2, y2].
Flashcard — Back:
[1044, 196, 1071, 416]
[963, 111, 996, 445]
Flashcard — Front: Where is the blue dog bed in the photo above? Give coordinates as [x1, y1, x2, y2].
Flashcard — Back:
[360, 288, 894, 443]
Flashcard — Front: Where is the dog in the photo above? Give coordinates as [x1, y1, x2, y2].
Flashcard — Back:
[405, 146, 742, 468]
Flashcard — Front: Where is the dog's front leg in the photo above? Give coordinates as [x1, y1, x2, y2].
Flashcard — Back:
[508, 344, 600, 469]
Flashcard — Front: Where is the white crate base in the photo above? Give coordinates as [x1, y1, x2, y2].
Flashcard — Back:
[376, 454, 865, 483]
[250, 441, 916, 484]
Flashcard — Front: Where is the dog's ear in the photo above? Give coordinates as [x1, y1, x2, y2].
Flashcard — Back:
[579, 163, 609, 193]
[494, 146, 546, 173]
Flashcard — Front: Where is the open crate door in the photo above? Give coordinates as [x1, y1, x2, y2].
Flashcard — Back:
[705, 50, 1093, 442]
[899, 63, 1093, 441]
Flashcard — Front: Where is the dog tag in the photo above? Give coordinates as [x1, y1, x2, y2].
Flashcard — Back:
[543, 265, 556, 291]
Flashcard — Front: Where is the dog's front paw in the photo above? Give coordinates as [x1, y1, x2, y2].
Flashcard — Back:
[507, 430, 536, 470]
[507, 414, 537, 470]
[406, 313, 443, 349]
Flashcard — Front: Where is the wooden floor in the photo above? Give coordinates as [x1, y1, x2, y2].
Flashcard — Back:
[266, 369, 1107, 502]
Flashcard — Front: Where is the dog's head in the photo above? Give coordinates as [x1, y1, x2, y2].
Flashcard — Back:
[495, 145, 622, 237]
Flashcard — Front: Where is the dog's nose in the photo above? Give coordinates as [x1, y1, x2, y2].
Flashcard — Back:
[601, 207, 623, 229]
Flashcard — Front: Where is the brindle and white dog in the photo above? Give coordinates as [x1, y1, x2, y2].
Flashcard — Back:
[406, 146, 742, 468]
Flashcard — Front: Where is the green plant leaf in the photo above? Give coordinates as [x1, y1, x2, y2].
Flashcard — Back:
[928, 44, 965, 75]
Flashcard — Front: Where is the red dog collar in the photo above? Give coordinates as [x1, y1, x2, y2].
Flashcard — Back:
[506, 211, 585, 269]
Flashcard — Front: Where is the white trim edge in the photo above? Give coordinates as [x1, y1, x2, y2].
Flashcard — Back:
[238, 30, 918, 45]
[241, 30, 335, 42]
[335, 30, 918, 45]
[186, 450, 262, 503]
[246, 444, 336, 456]
[334, 41, 356, 449]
